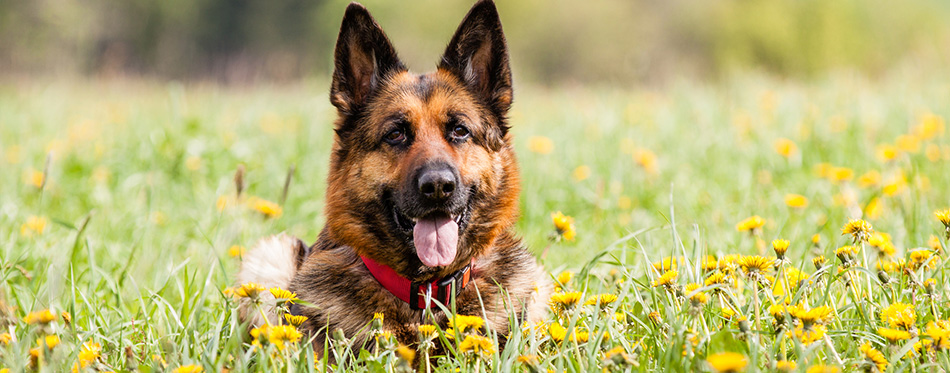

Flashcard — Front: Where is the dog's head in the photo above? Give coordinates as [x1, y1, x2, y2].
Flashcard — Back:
[323, 0, 519, 280]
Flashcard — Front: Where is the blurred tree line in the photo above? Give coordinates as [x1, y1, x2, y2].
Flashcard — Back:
[1, 0, 948, 84]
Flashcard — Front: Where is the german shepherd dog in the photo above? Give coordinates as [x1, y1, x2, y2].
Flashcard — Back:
[237, 0, 548, 355]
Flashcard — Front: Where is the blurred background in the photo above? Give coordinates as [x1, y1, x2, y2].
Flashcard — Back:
[3, 0, 950, 85]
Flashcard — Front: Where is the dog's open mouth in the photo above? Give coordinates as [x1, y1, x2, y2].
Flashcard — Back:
[388, 189, 473, 268]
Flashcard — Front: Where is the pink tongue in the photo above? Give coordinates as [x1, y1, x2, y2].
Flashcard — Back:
[413, 215, 459, 267]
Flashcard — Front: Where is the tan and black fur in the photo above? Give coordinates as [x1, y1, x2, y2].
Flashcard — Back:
[238, 0, 549, 355]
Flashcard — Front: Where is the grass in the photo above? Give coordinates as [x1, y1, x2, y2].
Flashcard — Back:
[1, 71, 949, 372]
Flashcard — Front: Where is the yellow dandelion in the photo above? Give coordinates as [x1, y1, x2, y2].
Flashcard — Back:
[527, 136, 554, 154]
[926, 320, 950, 349]
[771, 239, 790, 258]
[448, 314, 484, 333]
[549, 291, 583, 310]
[706, 351, 748, 373]
[556, 270, 573, 286]
[793, 324, 827, 344]
[806, 365, 841, 373]
[26, 168, 45, 189]
[653, 256, 678, 272]
[459, 334, 494, 356]
[865, 197, 883, 220]
[0, 332, 11, 345]
[705, 272, 730, 289]
[776, 360, 797, 371]
[648, 311, 663, 325]
[878, 327, 911, 343]
[829, 167, 854, 183]
[896, 134, 920, 153]
[551, 211, 576, 241]
[235, 282, 266, 300]
[721, 307, 735, 320]
[877, 144, 900, 162]
[735, 216, 765, 233]
[633, 148, 658, 174]
[881, 303, 916, 329]
[269, 287, 298, 304]
[517, 354, 539, 365]
[77, 340, 102, 369]
[395, 344, 415, 363]
[20, 215, 49, 237]
[737, 255, 774, 274]
[572, 165, 591, 181]
[284, 314, 307, 327]
[652, 270, 678, 287]
[24, 309, 57, 324]
[835, 245, 859, 265]
[812, 255, 827, 270]
[842, 218, 873, 243]
[936, 209, 950, 228]
[908, 249, 937, 270]
[790, 305, 834, 325]
[684, 283, 709, 305]
[784, 194, 808, 209]
[418, 324, 437, 337]
[248, 197, 283, 218]
[172, 364, 203, 373]
[266, 325, 302, 350]
[928, 235, 943, 253]
[584, 293, 618, 307]
[228, 245, 246, 258]
[859, 342, 887, 372]
[773, 138, 798, 158]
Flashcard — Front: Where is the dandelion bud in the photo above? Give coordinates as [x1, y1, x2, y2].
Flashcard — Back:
[772, 239, 790, 260]
[877, 270, 892, 285]
[812, 255, 827, 270]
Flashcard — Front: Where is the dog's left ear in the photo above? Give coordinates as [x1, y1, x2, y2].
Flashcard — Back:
[439, 0, 512, 119]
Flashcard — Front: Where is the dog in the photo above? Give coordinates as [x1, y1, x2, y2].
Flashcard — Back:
[237, 0, 548, 355]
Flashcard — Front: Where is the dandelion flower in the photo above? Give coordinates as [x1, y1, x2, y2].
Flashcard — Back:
[235, 283, 266, 300]
[24, 309, 57, 324]
[737, 255, 774, 274]
[0, 333, 11, 345]
[172, 365, 203, 373]
[76, 340, 102, 370]
[812, 255, 827, 270]
[858, 170, 882, 188]
[859, 342, 888, 372]
[881, 303, 916, 329]
[735, 216, 765, 233]
[805, 365, 840, 373]
[774, 138, 798, 158]
[653, 257, 678, 272]
[418, 324, 437, 337]
[936, 209, 950, 228]
[448, 314, 484, 333]
[908, 249, 937, 270]
[584, 293, 618, 307]
[706, 351, 748, 373]
[784, 194, 808, 209]
[265, 325, 302, 350]
[925, 320, 950, 349]
[842, 218, 874, 243]
[556, 270, 573, 286]
[228, 245, 246, 257]
[793, 324, 826, 344]
[248, 197, 283, 218]
[633, 148, 658, 174]
[878, 327, 911, 343]
[395, 344, 415, 364]
[269, 287, 298, 304]
[549, 291, 583, 311]
[284, 314, 307, 327]
[775, 360, 797, 371]
[684, 283, 709, 305]
[20, 215, 48, 237]
[551, 212, 576, 241]
[705, 272, 731, 289]
[790, 305, 834, 325]
[527, 136, 553, 154]
[652, 270, 678, 287]
[572, 165, 591, 181]
[877, 144, 900, 162]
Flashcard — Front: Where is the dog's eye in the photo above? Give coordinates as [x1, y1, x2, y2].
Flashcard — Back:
[383, 129, 406, 145]
[451, 124, 471, 140]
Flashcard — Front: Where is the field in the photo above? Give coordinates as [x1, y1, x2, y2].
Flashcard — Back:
[2, 72, 949, 372]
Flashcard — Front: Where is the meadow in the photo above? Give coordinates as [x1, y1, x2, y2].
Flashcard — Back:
[1, 71, 949, 372]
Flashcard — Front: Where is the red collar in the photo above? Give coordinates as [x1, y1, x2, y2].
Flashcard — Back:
[360, 255, 476, 310]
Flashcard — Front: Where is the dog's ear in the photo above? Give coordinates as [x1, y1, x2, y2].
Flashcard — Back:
[330, 3, 405, 115]
[439, 0, 512, 118]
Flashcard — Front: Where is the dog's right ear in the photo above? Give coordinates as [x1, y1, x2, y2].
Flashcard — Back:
[330, 3, 405, 115]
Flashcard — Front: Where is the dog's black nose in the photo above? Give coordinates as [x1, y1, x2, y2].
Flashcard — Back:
[417, 164, 457, 201]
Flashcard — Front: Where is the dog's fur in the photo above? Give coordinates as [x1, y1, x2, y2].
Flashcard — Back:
[238, 0, 548, 353]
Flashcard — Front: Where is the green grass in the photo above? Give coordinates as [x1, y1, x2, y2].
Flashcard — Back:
[1, 72, 949, 372]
